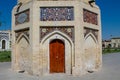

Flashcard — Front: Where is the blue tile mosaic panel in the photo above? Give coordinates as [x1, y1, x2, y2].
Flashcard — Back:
[40, 7, 74, 21]
[83, 9, 98, 25]
[15, 9, 30, 25]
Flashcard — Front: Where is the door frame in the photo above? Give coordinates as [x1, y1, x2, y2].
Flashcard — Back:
[41, 32, 74, 75]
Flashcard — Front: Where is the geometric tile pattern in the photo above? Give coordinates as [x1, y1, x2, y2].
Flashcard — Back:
[15, 9, 30, 25]
[83, 9, 98, 25]
[40, 26, 74, 42]
[40, 7, 74, 21]
[84, 27, 98, 40]
[0, 32, 9, 41]
[15, 29, 29, 41]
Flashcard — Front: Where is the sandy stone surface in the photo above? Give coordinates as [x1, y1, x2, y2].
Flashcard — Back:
[0, 53, 120, 80]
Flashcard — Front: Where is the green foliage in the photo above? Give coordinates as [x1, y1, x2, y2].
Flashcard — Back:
[103, 48, 120, 54]
[0, 51, 11, 62]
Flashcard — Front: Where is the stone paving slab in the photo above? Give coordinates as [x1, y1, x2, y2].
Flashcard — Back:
[0, 53, 120, 80]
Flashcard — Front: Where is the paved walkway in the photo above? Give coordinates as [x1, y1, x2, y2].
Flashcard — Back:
[0, 53, 120, 80]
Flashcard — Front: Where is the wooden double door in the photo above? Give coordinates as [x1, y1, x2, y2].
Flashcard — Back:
[50, 39, 65, 73]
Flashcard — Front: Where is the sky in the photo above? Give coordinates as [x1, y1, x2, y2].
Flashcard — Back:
[0, 0, 17, 30]
[96, 0, 120, 40]
[0, 0, 120, 40]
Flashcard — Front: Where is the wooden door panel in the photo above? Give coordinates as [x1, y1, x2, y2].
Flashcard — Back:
[50, 41, 58, 73]
[58, 41, 65, 72]
[50, 39, 65, 73]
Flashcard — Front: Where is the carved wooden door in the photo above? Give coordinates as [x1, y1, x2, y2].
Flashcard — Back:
[50, 39, 65, 73]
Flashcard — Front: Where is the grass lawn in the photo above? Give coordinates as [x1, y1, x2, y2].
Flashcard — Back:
[0, 51, 11, 62]
[103, 48, 120, 54]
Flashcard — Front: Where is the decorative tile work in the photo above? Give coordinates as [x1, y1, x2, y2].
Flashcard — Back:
[40, 7, 74, 21]
[15, 29, 29, 41]
[15, 9, 30, 25]
[0, 32, 9, 41]
[83, 9, 98, 25]
[84, 27, 98, 40]
[40, 26, 74, 42]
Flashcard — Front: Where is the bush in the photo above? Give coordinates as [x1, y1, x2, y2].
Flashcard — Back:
[0, 51, 11, 62]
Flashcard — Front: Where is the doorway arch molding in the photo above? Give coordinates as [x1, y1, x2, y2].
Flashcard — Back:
[41, 31, 74, 45]
[40, 31, 74, 75]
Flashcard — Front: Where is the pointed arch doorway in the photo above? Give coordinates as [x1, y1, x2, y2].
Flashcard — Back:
[50, 39, 65, 73]
[2, 40, 6, 49]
